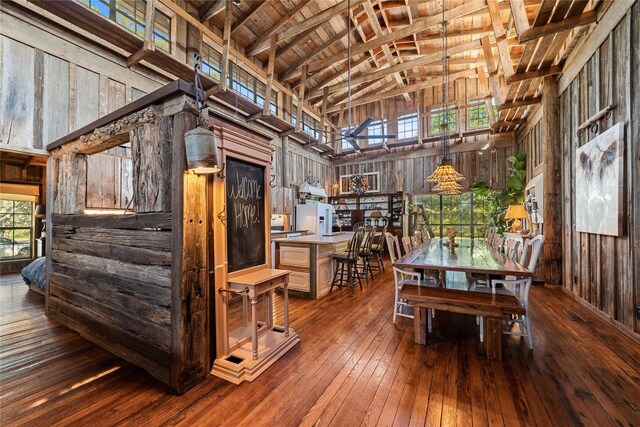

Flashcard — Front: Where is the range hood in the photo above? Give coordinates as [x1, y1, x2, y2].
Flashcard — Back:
[299, 182, 328, 197]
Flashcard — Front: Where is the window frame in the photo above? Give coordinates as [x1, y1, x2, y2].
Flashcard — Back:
[397, 113, 418, 141]
[429, 104, 458, 136]
[0, 198, 34, 261]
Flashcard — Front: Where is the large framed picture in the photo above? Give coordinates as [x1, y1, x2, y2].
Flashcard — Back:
[575, 122, 624, 236]
[339, 172, 380, 195]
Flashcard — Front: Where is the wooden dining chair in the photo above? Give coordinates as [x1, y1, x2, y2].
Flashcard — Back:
[421, 228, 431, 242]
[410, 234, 420, 249]
[503, 238, 521, 262]
[481, 234, 545, 349]
[386, 232, 435, 328]
[401, 236, 413, 255]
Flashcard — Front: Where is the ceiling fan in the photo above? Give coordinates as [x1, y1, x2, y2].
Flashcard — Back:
[329, 0, 396, 152]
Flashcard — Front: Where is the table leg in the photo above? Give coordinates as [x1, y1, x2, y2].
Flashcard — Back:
[413, 306, 427, 345]
[284, 283, 290, 337]
[251, 297, 258, 360]
[266, 290, 274, 329]
[484, 317, 503, 361]
[242, 295, 248, 327]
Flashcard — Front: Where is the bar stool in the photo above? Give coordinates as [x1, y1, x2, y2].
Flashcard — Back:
[370, 225, 387, 277]
[331, 228, 365, 295]
[358, 225, 376, 285]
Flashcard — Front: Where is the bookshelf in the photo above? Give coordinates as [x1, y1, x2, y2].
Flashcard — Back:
[329, 192, 409, 236]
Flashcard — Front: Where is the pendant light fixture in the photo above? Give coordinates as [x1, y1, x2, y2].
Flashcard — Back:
[426, 0, 464, 194]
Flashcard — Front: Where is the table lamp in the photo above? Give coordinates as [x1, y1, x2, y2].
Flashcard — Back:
[370, 210, 383, 226]
[504, 204, 528, 233]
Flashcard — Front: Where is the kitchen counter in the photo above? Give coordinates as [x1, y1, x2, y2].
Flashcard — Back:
[270, 230, 308, 239]
[272, 232, 353, 245]
[273, 232, 353, 299]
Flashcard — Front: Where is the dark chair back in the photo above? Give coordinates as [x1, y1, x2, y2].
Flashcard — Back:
[347, 228, 365, 260]
[360, 225, 376, 256]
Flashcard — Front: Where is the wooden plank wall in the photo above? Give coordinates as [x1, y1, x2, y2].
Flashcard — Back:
[516, 112, 543, 180]
[0, 8, 165, 150]
[519, 3, 639, 334]
[334, 145, 513, 195]
[49, 213, 173, 384]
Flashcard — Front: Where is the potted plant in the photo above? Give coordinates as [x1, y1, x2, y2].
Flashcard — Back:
[469, 153, 527, 234]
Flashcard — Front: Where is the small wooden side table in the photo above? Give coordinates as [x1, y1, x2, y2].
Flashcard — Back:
[228, 269, 291, 360]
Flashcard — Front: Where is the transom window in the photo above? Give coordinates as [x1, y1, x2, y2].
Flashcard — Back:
[0, 197, 34, 260]
[202, 43, 222, 82]
[366, 120, 387, 145]
[468, 98, 497, 128]
[397, 113, 418, 140]
[430, 104, 457, 135]
[341, 127, 353, 150]
[78, 0, 172, 53]
[302, 112, 321, 140]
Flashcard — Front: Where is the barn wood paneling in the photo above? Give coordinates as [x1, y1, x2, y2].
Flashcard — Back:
[519, 3, 639, 334]
[49, 213, 173, 384]
[334, 146, 513, 194]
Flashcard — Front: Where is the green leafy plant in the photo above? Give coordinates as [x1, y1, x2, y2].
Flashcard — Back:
[469, 152, 527, 234]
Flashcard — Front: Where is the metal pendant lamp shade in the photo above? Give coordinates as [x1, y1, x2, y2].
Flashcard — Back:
[427, 160, 465, 183]
[431, 180, 463, 193]
[427, 0, 465, 194]
[185, 127, 221, 174]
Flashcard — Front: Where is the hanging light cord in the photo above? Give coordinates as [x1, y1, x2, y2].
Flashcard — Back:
[347, 0, 352, 131]
[440, 0, 449, 162]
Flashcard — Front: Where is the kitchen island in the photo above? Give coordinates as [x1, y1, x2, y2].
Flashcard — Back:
[272, 232, 354, 299]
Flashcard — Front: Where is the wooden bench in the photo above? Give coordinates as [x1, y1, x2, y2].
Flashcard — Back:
[398, 286, 526, 360]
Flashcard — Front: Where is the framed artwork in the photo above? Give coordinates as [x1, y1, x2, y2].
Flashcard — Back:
[339, 172, 380, 195]
[575, 122, 624, 236]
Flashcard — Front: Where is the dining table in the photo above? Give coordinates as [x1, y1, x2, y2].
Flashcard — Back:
[393, 238, 532, 360]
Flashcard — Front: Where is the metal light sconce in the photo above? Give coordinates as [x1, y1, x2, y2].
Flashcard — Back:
[186, 51, 223, 176]
[185, 127, 221, 174]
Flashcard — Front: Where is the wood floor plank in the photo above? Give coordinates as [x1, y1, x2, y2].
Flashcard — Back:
[0, 268, 639, 426]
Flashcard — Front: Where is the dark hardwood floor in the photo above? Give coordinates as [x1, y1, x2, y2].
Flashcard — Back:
[1, 266, 639, 426]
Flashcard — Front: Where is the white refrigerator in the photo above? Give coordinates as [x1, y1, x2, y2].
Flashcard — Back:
[296, 203, 334, 235]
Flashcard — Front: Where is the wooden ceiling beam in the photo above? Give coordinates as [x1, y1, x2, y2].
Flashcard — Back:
[498, 96, 542, 111]
[251, 0, 367, 57]
[518, 10, 598, 43]
[305, 54, 371, 98]
[486, 0, 515, 79]
[505, 65, 562, 84]
[509, 0, 531, 37]
[414, 26, 493, 41]
[199, 0, 225, 22]
[306, 0, 486, 73]
[480, 35, 505, 105]
[491, 118, 527, 129]
[278, 27, 350, 81]
[245, 0, 312, 57]
[231, 1, 267, 34]
[362, 0, 410, 101]
[322, 39, 482, 94]
[327, 68, 479, 112]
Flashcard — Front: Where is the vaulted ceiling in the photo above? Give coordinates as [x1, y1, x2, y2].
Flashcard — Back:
[183, 0, 603, 134]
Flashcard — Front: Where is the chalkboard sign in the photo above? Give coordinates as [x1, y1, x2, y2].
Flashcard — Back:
[226, 157, 266, 273]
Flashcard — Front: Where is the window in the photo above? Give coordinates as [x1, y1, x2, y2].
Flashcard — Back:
[202, 43, 222, 82]
[227, 63, 278, 114]
[78, 0, 172, 53]
[413, 192, 488, 239]
[302, 112, 320, 140]
[430, 104, 457, 135]
[341, 127, 353, 150]
[0, 198, 33, 260]
[366, 120, 387, 145]
[467, 98, 497, 128]
[397, 113, 418, 140]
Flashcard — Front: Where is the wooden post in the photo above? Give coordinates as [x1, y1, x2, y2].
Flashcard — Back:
[542, 76, 562, 285]
[219, 0, 232, 91]
[281, 135, 290, 187]
[321, 87, 329, 145]
[263, 34, 277, 116]
[295, 64, 308, 133]
[185, 3, 202, 67]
